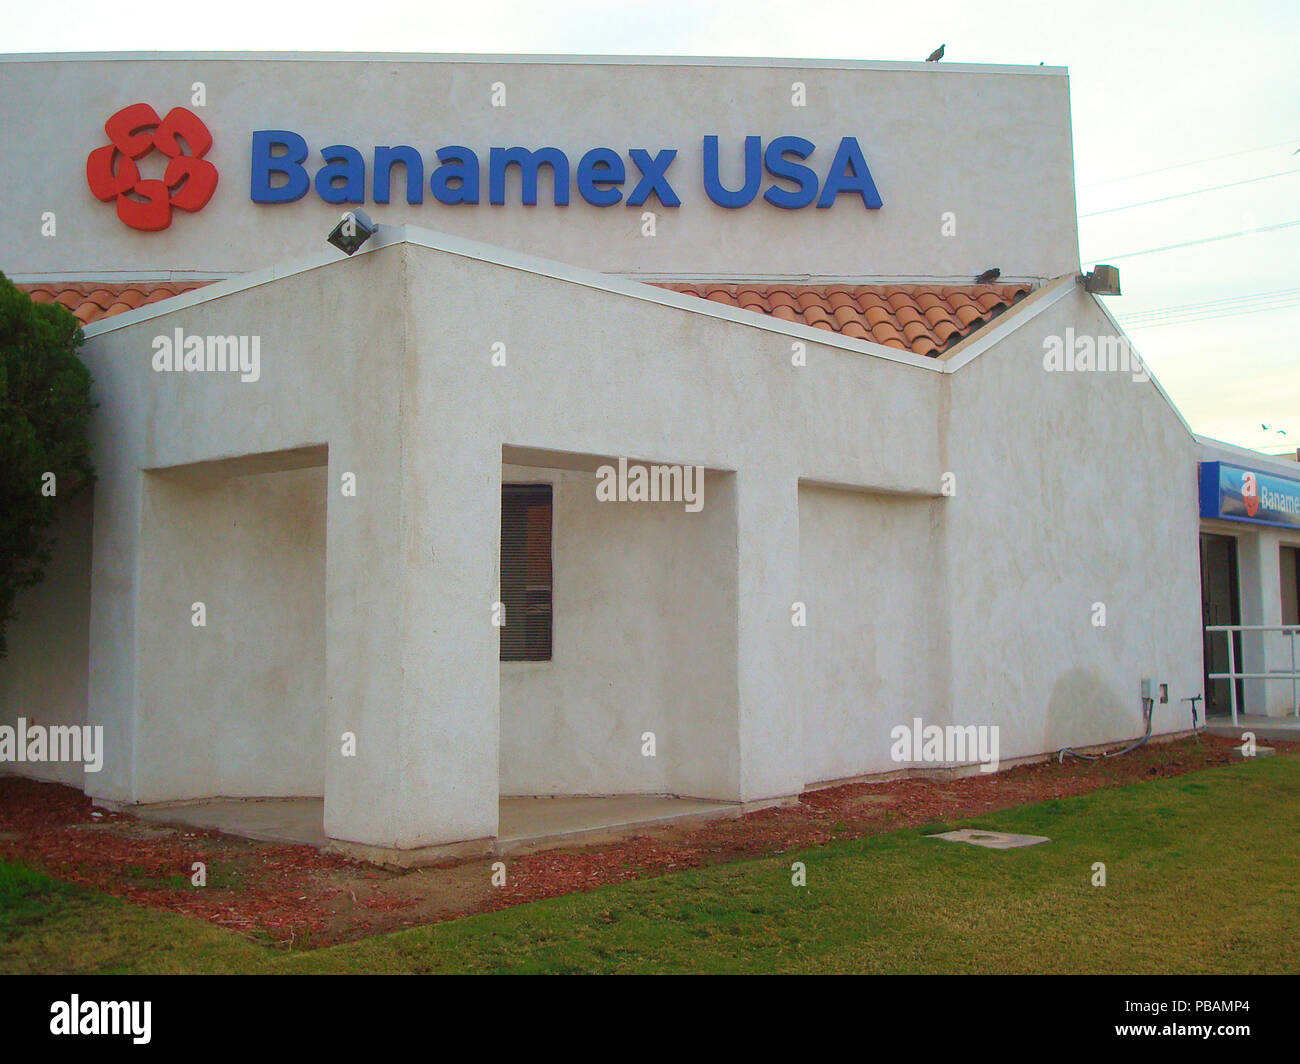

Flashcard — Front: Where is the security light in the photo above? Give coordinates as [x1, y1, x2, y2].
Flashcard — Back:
[1083, 264, 1121, 296]
[327, 209, 378, 256]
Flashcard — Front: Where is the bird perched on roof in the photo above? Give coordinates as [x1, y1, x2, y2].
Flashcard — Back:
[975, 267, 1001, 284]
[926, 44, 945, 62]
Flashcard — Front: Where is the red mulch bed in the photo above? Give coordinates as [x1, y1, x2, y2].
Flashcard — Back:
[0, 733, 1283, 948]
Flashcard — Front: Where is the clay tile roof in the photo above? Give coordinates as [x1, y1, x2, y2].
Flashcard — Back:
[15, 277, 1035, 361]
[932, 320, 961, 344]
[870, 322, 906, 346]
[832, 305, 861, 328]
[14, 281, 213, 325]
[900, 319, 930, 344]
[654, 280, 1034, 357]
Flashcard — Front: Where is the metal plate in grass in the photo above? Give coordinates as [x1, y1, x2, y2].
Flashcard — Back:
[927, 829, 1050, 849]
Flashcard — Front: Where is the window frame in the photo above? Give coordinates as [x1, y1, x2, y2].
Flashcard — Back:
[499, 482, 554, 663]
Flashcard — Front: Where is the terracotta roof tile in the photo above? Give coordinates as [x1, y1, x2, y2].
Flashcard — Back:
[15, 278, 1035, 360]
[655, 281, 1033, 357]
[15, 281, 214, 325]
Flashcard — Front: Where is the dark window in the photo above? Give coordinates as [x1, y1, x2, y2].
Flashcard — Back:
[1282, 545, 1300, 627]
[500, 484, 552, 661]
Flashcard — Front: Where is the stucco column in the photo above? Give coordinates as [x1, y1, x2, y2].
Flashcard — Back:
[323, 420, 502, 857]
[84, 468, 143, 805]
[734, 469, 804, 802]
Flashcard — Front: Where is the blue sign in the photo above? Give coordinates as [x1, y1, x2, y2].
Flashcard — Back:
[249, 134, 883, 211]
[1200, 461, 1300, 529]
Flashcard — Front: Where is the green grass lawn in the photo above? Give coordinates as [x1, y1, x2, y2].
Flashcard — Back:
[3, 754, 1299, 974]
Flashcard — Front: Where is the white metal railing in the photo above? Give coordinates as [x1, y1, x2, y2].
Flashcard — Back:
[1204, 624, 1300, 725]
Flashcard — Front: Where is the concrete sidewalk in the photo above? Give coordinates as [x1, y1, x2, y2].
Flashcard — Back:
[131, 794, 747, 857]
[1205, 714, 1300, 744]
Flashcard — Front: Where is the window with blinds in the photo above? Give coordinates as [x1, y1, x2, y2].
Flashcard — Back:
[500, 484, 553, 661]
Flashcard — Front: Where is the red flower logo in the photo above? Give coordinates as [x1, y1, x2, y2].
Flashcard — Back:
[86, 103, 218, 231]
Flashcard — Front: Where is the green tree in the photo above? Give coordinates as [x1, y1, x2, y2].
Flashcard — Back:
[0, 272, 96, 657]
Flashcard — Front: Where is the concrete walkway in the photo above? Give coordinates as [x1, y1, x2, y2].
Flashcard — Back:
[132, 794, 742, 856]
[496, 795, 739, 853]
[1205, 714, 1300, 743]
[135, 797, 329, 848]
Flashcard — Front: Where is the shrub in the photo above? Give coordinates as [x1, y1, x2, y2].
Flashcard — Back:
[0, 273, 96, 657]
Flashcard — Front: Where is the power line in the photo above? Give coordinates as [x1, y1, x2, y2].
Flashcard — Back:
[1122, 286, 1300, 323]
[1085, 219, 1300, 262]
[1125, 286, 1300, 316]
[1123, 293, 1300, 328]
[1079, 169, 1300, 218]
[1079, 138, 1298, 189]
[1122, 296, 1300, 330]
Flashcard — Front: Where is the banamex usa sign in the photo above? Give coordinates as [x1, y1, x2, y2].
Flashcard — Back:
[87, 102, 885, 231]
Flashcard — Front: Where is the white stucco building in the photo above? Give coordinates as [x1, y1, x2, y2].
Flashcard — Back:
[1, 52, 1291, 862]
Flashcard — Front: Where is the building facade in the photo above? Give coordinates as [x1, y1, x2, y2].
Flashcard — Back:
[0, 52, 1263, 861]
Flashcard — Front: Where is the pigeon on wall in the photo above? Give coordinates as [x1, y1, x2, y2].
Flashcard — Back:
[975, 267, 1001, 284]
[926, 45, 945, 62]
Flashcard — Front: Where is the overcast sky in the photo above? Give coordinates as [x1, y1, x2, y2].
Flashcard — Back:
[5, 0, 1297, 452]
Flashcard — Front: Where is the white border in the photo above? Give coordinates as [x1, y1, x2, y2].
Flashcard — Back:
[941, 276, 1076, 372]
[83, 223, 964, 374]
[1197, 435, 1300, 475]
[0, 52, 1067, 76]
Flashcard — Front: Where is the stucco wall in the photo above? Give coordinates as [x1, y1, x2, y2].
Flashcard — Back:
[0, 490, 93, 786]
[133, 464, 326, 800]
[401, 239, 948, 809]
[499, 465, 738, 799]
[944, 290, 1204, 757]
[798, 485, 944, 783]
[13, 236, 1213, 849]
[66, 251, 430, 848]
